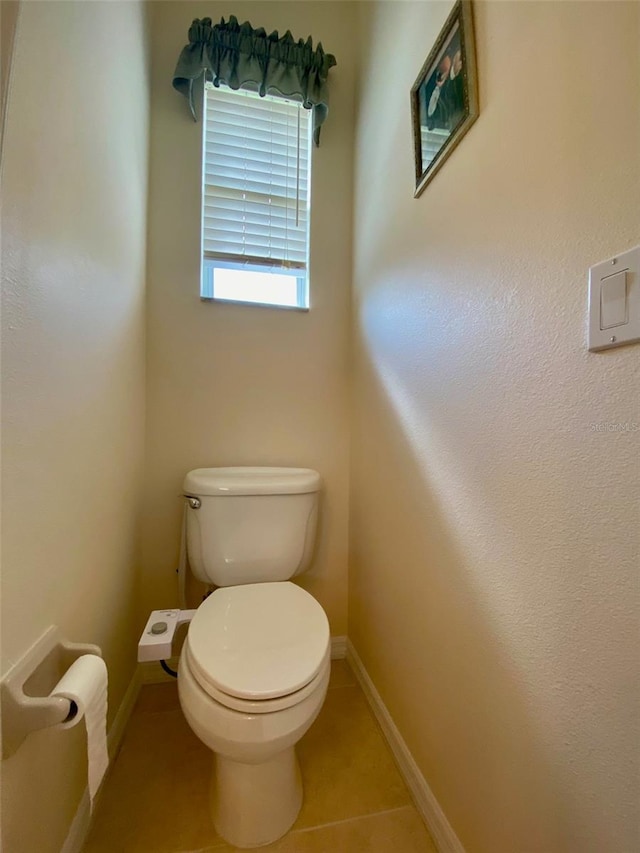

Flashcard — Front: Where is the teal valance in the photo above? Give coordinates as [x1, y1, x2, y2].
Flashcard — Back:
[172, 16, 337, 145]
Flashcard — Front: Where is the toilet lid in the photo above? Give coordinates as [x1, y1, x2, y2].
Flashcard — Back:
[186, 582, 330, 701]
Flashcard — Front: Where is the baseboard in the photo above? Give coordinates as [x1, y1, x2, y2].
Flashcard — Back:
[60, 667, 141, 853]
[331, 635, 347, 659]
[346, 640, 465, 853]
[107, 666, 142, 758]
[60, 790, 90, 853]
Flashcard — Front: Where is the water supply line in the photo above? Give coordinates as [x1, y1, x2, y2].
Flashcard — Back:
[177, 495, 191, 610]
[167, 496, 196, 678]
[160, 660, 178, 679]
[166, 496, 204, 679]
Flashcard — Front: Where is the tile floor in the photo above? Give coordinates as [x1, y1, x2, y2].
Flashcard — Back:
[84, 661, 437, 853]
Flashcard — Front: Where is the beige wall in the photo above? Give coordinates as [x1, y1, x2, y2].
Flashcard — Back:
[351, 2, 640, 852]
[143, 2, 355, 633]
[0, 2, 149, 850]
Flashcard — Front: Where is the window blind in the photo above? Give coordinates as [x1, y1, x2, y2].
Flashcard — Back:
[203, 86, 311, 272]
[420, 126, 450, 165]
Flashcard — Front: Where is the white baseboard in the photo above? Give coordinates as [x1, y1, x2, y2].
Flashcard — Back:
[331, 635, 347, 660]
[60, 667, 141, 853]
[107, 666, 142, 759]
[60, 790, 90, 853]
[346, 640, 465, 853]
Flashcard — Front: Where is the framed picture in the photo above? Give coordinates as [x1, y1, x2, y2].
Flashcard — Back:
[411, 0, 478, 198]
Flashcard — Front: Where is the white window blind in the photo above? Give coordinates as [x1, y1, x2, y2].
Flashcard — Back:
[202, 85, 312, 309]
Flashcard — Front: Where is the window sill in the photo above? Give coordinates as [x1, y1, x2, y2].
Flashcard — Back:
[200, 297, 310, 313]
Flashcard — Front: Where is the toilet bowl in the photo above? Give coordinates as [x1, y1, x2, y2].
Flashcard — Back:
[178, 580, 330, 848]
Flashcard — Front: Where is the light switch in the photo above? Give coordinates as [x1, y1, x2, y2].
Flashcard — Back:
[588, 245, 640, 351]
[600, 270, 627, 329]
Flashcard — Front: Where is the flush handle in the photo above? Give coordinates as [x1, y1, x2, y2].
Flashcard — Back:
[186, 496, 201, 510]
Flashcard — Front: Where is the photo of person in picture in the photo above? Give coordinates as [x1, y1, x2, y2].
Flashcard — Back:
[421, 23, 465, 134]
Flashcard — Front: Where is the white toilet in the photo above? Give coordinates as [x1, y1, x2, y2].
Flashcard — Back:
[177, 467, 330, 849]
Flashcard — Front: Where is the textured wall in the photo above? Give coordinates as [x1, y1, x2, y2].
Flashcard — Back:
[350, 2, 640, 851]
[0, 3, 149, 850]
[142, 2, 356, 633]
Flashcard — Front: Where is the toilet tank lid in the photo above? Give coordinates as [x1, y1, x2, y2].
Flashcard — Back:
[183, 467, 321, 496]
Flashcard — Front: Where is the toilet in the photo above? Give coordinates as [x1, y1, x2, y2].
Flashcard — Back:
[177, 467, 330, 849]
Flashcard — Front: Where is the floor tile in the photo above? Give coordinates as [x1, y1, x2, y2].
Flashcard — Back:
[327, 659, 357, 690]
[294, 685, 411, 829]
[198, 807, 437, 853]
[133, 681, 180, 714]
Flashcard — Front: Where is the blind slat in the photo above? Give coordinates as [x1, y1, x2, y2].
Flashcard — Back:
[204, 169, 310, 191]
[204, 187, 308, 208]
[204, 179, 309, 200]
[204, 203, 309, 222]
[203, 212, 309, 233]
[204, 245, 307, 264]
[204, 219, 308, 236]
[204, 129, 310, 152]
[204, 251, 306, 271]
[204, 153, 310, 174]
[205, 106, 312, 134]
[204, 222, 308, 244]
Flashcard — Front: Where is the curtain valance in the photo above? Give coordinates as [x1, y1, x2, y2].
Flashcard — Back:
[172, 16, 337, 145]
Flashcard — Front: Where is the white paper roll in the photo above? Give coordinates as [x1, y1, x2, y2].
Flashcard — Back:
[51, 654, 109, 810]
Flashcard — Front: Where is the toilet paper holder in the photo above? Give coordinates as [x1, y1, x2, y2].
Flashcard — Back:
[1, 625, 102, 759]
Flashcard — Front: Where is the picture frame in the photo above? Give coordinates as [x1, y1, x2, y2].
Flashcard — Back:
[411, 0, 478, 198]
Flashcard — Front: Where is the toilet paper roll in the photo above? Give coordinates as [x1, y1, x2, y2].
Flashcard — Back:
[51, 654, 109, 810]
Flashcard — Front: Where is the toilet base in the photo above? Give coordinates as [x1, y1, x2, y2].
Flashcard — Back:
[210, 747, 303, 848]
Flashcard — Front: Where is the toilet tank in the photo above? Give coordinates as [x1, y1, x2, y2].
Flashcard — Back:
[183, 467, 321, 587]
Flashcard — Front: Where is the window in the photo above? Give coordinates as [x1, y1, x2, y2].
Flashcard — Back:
[201, 85, 312, 309]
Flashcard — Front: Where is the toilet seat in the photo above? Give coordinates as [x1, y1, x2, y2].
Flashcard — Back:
[185, 582, 330, 710]
[183, 643, 330, 714]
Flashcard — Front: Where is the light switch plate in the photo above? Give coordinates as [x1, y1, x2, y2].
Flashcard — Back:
[588, 245, 640, 351]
